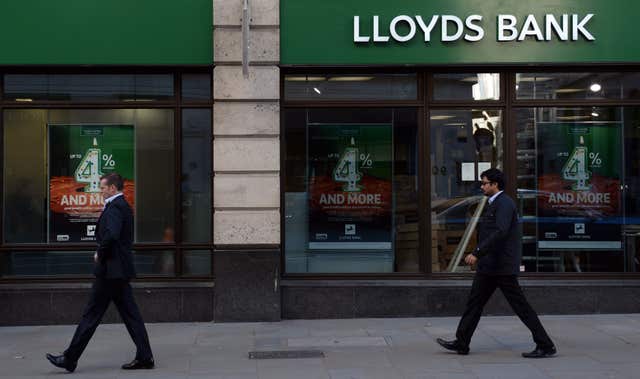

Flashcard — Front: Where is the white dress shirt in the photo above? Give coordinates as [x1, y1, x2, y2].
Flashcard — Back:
[488, 190, 504, 204]
[103, 192, 123, 209]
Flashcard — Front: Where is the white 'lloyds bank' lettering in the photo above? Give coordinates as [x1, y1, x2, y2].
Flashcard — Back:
[353, 14, 595, 43]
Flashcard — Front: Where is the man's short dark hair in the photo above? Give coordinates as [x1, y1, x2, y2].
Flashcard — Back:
[100, 173, 124, 191]
[480, 168, 505, 190]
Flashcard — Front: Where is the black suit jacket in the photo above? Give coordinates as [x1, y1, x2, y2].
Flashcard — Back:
[475, 192, 521, 275]
[94, 194, 136, 279]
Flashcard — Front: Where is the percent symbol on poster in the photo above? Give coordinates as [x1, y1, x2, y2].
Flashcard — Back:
[359, 153, 373, 168]
[589, 152, 602, 165]
[102, 154, 116, 167]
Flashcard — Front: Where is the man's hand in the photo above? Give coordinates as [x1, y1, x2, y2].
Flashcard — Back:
[464, 254, 478, 265]
[94, 252, 98, 263]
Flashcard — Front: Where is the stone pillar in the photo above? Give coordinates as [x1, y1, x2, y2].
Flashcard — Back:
[212, 0, 281, 322]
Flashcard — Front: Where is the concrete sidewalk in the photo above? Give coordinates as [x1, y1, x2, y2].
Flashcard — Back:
[2, 314, 640, 378]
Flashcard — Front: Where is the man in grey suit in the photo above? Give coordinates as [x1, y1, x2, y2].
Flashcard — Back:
[46, 173, 154, 372]
[437, 168, 556, 358]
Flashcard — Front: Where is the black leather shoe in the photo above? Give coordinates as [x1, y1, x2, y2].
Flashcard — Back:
[121, 358, 155, 370]
[522, 345, 557, 358]
[46, 353, 77, 372]
[436, 338, 470, 355]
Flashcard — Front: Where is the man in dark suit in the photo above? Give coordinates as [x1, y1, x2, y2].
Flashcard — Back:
[437, 168, 556, 358]
[47, 173, 154, 372]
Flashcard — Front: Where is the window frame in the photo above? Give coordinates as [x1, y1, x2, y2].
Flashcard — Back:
[0, 66, 214, 282]
[281, 65, 640, 280]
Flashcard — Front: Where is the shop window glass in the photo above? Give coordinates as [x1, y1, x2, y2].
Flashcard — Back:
[182, 250, 212, 276]
[3, 74, 174, 102]
[430, 109, 504, 273]
[3, 109, 175, 244]
[0, 250, 176, 277]
[622, 107, 640, 273]
[516, 107, 634, 272]
[0, 251, 95, 277]
[433, 73, 501, 101]
[181, 109, 212, 243]
[134, 250, 174, 276]
[284, 108, 419, 273]
[3, 110, 47, 243]
[515, 72, 640, 100]
[284, 74, 418, 101]
[182, 74, 212, 101]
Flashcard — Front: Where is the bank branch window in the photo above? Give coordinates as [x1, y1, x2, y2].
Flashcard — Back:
[430, 109, 503, 273]
[0, 72, 213, 278]
[433, 73, 501, 101]
[515, 73, 640, 100]
[284, 108, 419, 273]
[4, 74, 174, 102]
[284, 74, 418, 101]
[516, 106, 640, 272]
[283, 69, 640, 276]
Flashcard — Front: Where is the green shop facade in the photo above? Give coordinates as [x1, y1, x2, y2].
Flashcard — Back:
[2, 0, 640, 325]
[0, 0, 218, 325]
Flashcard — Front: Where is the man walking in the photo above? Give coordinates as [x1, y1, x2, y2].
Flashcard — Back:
[437, 168, 556, 358]
[47, 173, 154, 372]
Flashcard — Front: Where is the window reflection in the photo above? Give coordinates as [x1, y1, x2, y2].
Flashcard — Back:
[515, 72, 640, 100]
[284, 74, 418, 101]
[284, 108, 419, 273]
[181, 109, 212, 243]
[3, 109, 175, 244]
[430, 109, 503, 272]
[433, 73, 500, 101]
[4, 74, 174, 102]
[516, 107, 635, 272]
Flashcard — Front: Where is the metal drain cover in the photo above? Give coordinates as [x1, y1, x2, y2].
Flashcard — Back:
[248, 350, 325, 359]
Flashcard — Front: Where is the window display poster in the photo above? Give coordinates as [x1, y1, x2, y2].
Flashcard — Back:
[307, 124, 392, 250]
[48, 124, 134, 243]
[537, 123, 622, 249]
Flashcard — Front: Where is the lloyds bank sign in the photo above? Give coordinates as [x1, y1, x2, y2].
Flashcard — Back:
[353, 14, 595, 43]
[281, 0, 640, 65]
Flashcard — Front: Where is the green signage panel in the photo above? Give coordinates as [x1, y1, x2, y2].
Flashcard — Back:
[281, 0, 640, 65]
[0, 0, 212, 65]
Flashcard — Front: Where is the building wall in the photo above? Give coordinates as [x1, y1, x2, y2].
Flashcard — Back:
[0, 283, 213, 325]
[0, 0, 218, 326]
[3, 0, 640, 327]
[213, 0, 280, 245]
[281, 281, 640, 319]
[211, 0, 282, 321]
